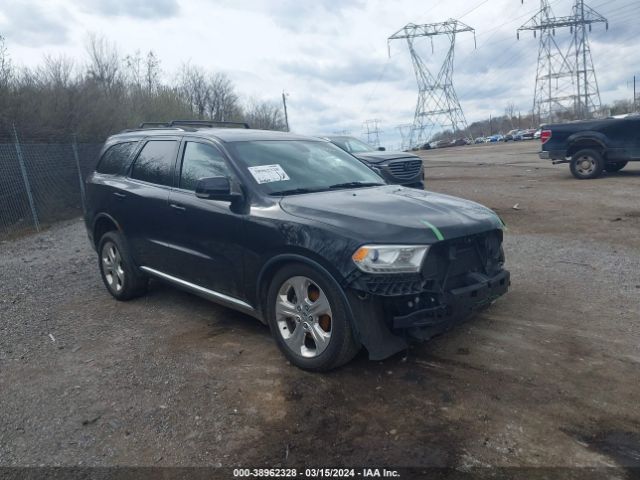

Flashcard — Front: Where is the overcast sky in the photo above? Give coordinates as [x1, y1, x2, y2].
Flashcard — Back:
[1, 0, 638, 147]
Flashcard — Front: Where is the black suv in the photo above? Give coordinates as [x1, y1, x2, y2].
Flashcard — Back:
[85, 121, 509, 371]
[324, 136, 424, 188]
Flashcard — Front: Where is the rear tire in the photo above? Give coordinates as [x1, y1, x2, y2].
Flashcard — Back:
[604, 161, 627, 173]
[266, 263, 360, 371]
[570, 148, 604, 179]
[98, 231, 148, 301]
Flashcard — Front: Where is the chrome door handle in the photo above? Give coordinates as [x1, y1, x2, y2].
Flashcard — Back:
[169, 203, 186, 212]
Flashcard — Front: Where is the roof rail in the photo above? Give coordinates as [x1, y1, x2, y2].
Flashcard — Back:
[138, 122, 171, 128]
[168, 120, 251, 129]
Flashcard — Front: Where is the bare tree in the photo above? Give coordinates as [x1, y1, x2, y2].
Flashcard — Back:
[144, 51, 161, 94]
[123, 50, 143, 91]
[178, 63, 209, 117]
[40, 54, 75, 88]
[504, 102, 516, 129]
[206, 72, 239, 122]
[85, 34, 121, 91]
[244, 98, 287, 131]
[0, 35, 12, 88]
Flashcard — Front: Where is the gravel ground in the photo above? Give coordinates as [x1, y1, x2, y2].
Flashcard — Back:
[0, 142, 639, 475]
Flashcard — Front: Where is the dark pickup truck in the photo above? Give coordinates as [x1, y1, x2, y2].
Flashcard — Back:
[538, 115, 640, 179]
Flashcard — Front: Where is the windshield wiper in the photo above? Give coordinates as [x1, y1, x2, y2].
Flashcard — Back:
[328, 181, 385, 190]
[269, 187, 325, 196]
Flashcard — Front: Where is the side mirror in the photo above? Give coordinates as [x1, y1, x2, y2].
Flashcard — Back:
[195, 176, 243, 202]
[377, 146, 386, 151]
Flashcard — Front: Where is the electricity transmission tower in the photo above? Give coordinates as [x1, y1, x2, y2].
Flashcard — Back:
[388, 19, 475, 148]
[518, 0, 607, 123]
[395, 123, 413, 151]
[363, 119, 382, 147]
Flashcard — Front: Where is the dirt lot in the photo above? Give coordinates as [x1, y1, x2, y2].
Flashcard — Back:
[1, 142, 639, 474]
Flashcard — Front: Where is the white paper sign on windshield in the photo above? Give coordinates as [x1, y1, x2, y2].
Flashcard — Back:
[247, 164, 290, 184]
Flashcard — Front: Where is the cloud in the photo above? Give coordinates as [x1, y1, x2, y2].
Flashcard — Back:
[0, 1, 71, 46]
[216, 0, 365, 33]
[84, 0, 179, 19]
[278, 56, 406, 86]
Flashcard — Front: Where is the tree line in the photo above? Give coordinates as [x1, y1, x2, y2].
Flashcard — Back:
[0, 34, 287, 142]
[428, 98, 637, 143]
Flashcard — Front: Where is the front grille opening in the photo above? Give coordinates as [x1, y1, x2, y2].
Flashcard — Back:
[422, 229, 504, 291]
[387, 160, 422, 180]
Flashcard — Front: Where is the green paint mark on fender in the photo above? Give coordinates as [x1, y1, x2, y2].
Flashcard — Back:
[496, 214, 508, 231]
[420, 220, 445, 241]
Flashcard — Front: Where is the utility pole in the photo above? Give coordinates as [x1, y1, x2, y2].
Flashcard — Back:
[388, 19, 475, 149]
[634, 75, 637, 111]
[518, 0, 607, 122]
[282, 90, 290, 132]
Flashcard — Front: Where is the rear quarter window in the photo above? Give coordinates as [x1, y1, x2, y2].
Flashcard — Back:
[96, 142, 138, 175]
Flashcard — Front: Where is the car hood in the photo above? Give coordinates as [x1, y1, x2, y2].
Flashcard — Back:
[280, 185, 503, 244]
[353, 151, 420, 164]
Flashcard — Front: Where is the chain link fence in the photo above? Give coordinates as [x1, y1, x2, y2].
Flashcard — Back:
[0, 126, 103, 239]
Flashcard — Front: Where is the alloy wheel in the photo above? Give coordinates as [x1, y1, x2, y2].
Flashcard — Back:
[101, 241, 125, 293]
[275, 276, 332, 358]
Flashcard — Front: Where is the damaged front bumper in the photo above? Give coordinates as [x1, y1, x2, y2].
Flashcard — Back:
[346, 268, 510, 360]
[343, 229, 511, 360]
[392, 269, 510, 330]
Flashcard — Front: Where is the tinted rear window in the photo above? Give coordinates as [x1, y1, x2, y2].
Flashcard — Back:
[130, 140, 178, 186]
[96, 142, 138, 175]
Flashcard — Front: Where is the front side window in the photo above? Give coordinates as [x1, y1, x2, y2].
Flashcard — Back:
[226, 140, 384, 195]
[130, 140, 178, 186]
[96, 142, 138, 175]
[179, 142, 231, 191]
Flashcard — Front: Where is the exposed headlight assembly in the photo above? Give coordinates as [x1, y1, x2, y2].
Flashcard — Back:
[352, 245, 429, 274]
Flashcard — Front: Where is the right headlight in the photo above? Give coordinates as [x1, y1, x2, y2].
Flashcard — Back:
[351, 244, 429, 274]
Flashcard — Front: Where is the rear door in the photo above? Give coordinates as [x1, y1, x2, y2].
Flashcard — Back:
[121, 137, 180, 270]
[165, 139, 246, 299]
[89, 140, 141, 232]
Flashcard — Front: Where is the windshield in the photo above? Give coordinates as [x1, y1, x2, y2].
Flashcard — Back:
[331, 137, 376, 153]
[226, 140, 384, 195]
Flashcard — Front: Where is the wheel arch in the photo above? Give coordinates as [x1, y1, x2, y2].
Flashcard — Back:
[567, 133, 607, 158]
[92, 213, 122, 250]
[255, 251, 353, 325]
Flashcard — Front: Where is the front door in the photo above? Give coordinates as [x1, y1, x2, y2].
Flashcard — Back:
[165, 139, 246, 300]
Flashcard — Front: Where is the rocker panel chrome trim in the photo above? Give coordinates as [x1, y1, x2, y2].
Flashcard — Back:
[140, 266, 255, 311]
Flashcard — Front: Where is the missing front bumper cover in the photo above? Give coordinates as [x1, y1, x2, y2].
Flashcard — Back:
[392, 270, 510, 329]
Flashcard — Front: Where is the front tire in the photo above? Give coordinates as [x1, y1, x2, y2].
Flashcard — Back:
[266, 263, 360, 371]
[604, 161, 627, 173]
[570, 148, 605, 179]
[98, 231, 148, 301]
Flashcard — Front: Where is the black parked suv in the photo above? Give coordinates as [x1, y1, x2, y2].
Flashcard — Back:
[324, 136, 424, 188]
[85, 121, 510, 371]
